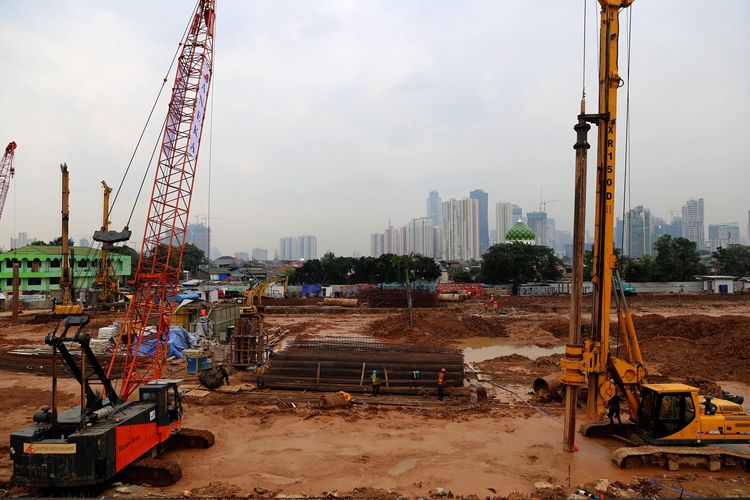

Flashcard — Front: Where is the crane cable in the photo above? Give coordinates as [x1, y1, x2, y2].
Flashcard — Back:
[619, 6, 633, 255]
[108, 0, 199, 222]
[69, 2, 200, 299]
[581, 0, 587, 99]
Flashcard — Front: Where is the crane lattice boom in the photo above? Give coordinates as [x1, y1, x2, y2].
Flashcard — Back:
[0, 142, 17, 221]
[109, 0, 215, 401]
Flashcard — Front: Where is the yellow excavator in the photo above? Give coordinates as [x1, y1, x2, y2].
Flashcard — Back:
[560, 0, 750, 471]
[241, 275, 289, 315]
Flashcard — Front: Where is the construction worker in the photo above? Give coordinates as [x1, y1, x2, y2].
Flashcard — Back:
[370, 369, 381, 397]
[410, 368, 421, 388]
[255, 361, 266, 389]
[218, 363, 230, 385]
[608, 393, 623, 424]
[437, 368, 446, 400]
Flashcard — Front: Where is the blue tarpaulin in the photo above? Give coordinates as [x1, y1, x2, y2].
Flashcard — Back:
[132, 326, 196, 358]
[302, 284, 322, 297]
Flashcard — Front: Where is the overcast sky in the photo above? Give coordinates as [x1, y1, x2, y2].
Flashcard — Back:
[1, 0, 748, 257]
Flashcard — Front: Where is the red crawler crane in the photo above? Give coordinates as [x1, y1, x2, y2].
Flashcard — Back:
[109, 0, 216, 400]
[0, 141, 17, 221]
[11, 1, 217, 487]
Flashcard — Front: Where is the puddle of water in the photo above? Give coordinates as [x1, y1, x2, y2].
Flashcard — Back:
[460, 337, 564, 364]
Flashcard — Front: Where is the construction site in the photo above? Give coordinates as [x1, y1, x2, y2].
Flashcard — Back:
[1, 0, 749, 498]
[0, 294, 749, 498]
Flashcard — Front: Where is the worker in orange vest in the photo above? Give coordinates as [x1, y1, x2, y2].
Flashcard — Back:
[437, 368, 446, 400]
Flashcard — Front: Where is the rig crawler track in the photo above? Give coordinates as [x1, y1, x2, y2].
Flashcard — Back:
[614, 445, 750, 471]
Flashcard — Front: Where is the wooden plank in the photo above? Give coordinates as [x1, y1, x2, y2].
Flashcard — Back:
[359, 362, 366, 386]
[186, 389, 210, 398]
[215, 385, 243, 393]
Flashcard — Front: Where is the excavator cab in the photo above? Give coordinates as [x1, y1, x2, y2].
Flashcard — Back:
[636, 385, 698, 443]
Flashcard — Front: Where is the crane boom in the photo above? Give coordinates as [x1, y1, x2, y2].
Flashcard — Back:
[586, 0, 632, 417]
[109, 0, 216, 401]
[0, 141, 17, 222]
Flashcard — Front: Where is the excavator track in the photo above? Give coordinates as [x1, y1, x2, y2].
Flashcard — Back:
[614, 445, 750, 472]
[124, 458, 182, 486]
[170, 428, 215, 449]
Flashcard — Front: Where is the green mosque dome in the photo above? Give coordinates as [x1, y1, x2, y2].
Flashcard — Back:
[505, 220, 535, 241]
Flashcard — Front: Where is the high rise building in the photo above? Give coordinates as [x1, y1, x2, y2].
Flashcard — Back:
[384, 226, 401, 254]
[251, 248, 268, 261]
[469, 189, 489, 254]
[234, 251, 250, 261]
[495, 202, 513, 245]
[681, 198, 705, 249]
[280, 235, 317, 260]
[441, 198, 480, 261]
[432, 226, 443, 260]
[186, 223, 210, 257]
[526, 211, 548, 247]
[747, 210, 750, 245]
[79, 238, 92, 248]
[407, 217, 434, 257]
[370, 233, 382, 257]
[546, 218, 557, 251]
[623, 205, 654, 258]
[614, 218, 624, 250]
[426, 191, 442, 227]
[708, 223, 740, 252]
[512, 205, 523, 225]
[299, 235, 318, 260]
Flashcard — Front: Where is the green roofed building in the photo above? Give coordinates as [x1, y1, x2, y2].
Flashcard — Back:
[0, 245, 131, 293]
[505, 220, 536, 245]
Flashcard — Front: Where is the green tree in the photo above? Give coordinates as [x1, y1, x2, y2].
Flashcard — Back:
[480, 243, 563, 294]
[181, 243, 206, 273]
[151, 242, 205, 275]
[620, 255, 655, 282]
[110, 245, 140, 278]
[30, 240, 48, 246]
[712, 244, 750, 277]
[448, 267, 478, 283]
[653, 235, 706, 281]
[49, 236, 75, 246]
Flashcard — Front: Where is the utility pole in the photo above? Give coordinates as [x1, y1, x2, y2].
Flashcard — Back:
[11, 263, 19, 319]
[60, 164, 71, 305]
[405, 254, 413, 328]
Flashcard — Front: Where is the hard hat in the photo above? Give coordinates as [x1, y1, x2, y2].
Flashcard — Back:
[441, 368, 446, 373]
[372, 369, 377, 374]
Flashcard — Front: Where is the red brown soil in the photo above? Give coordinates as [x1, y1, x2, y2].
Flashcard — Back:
[634, 313, 750, 384]
[368, 310, 508, 346]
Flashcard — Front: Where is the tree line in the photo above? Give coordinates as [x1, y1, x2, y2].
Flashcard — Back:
[289, 235, 750, 291]
[288, 253, 441, 285]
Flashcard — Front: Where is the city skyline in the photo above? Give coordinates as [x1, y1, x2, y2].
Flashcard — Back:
[0, 2, 748, 257]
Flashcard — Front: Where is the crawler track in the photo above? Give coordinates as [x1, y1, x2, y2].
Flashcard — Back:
[614, 445, 750, 471]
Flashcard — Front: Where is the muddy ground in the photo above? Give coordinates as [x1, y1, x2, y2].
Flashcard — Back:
[0, 294, 749, 498]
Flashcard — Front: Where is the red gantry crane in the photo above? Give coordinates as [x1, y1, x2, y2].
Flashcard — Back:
[0, 141, 17, 221]
[11, 0, 217, 487]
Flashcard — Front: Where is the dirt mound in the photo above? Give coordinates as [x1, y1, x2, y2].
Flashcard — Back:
[634, 314, 750, 340]
[369, 310, 507, 346]
[634, 314, 750, 384]
[539, 318, 571, 339]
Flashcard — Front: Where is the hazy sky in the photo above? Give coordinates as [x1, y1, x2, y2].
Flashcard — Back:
[1, 1, 748, 257]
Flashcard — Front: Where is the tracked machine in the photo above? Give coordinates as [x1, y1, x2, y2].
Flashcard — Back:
[11, 0, 218, 487]
[560, 0, 750, 471]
